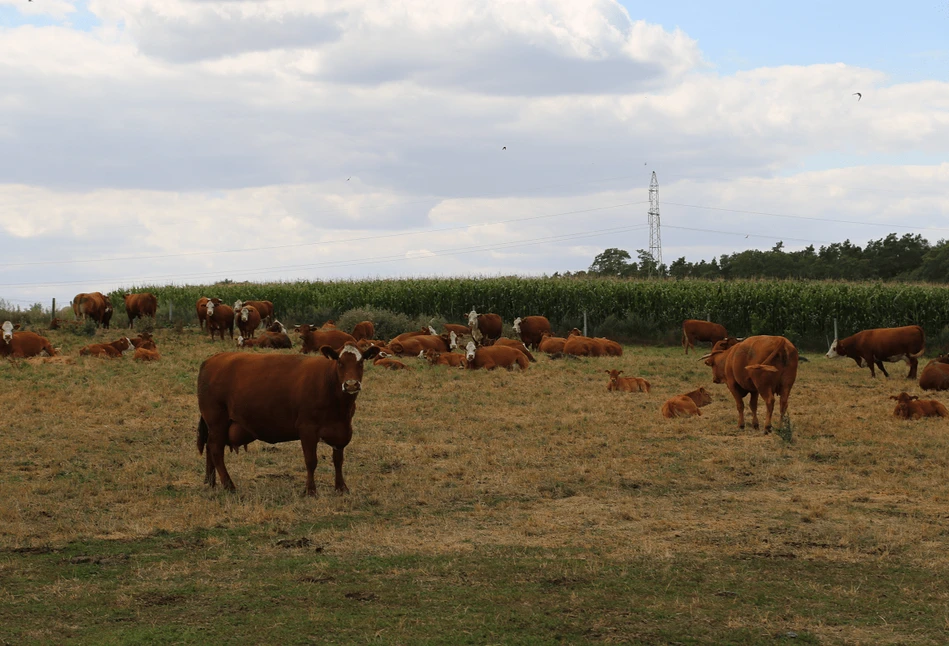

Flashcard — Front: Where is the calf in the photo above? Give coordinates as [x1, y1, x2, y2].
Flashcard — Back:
[890, 392, 949, 420]
[79, 337, 134, 358]
[423, 348, 467, 368]
[373, 356, 409, 370]
[605, 370, 650, 393]
[661, 387, 712, 418]
[131, 331, 156, 350]
[464, 341, 529, 371]
[133, 347, 161, 362]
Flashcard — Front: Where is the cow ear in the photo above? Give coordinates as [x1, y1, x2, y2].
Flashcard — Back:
[911, 395, 919, 400]
[362, 345, 382, 362]
[320, 345, 340, 360]
[889, 396, 899, 400]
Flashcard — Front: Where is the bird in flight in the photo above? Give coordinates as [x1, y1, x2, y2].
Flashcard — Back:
[853, 92, 862, 101]
[346, 177, 351, 181]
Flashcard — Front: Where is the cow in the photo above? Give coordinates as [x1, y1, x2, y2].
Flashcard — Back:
[389, 332, 457, 357]
[488, 337, 536, 362]
[443, 323, 471, 339]
[464, 341, 529, 371]
[266, 319, 288, 334]
[563, 335, 604, 357]
[389, 327, 433, 346]
[0, 321, 57, 358]
[123, 293, 158, 329]
[205, 300, 235, 341]
[594, 337, 623, 357]
[238, 331, 293, 349]
[661, 387, 712, 418]
[79, 337, 134, 358]
[356, 339, 389, 355]
[236, 305, 262, 339]
[513, 316, 552, 350]
[351, 321, 375, 342]
[467, 309, 502, 346]
[133, 347, 161, 362]
[423, 348, 467, 368]
[234, 300, 274, 325]
[682, 319, 728, 354]
[605, 370, 650, 393]
[705, 335, 799, 432]
[826, 325, 926, 379]
[131, 332, 157, 350]
[890, 392, 949, 420]
[539, 333, 568, 355]
[296, 325, 357, 354]
[373, 355, 409, 370]
[319, 320, 338, 331]
[73, 292, 113, 328]
[196, 343, 382, 494]
[196, 297, 213, 332]
[919, 356, 949, 391]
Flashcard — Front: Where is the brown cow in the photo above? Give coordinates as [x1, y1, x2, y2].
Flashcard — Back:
[356, 339, 390, 354]
[707, 335, 799, 432]
[593, 337, 623, 357]
[351, 321, 375, 342]
[0, 321, 57, 358]
[73, 292, 113, 328]
[390, 332, 457, 357]
[682, 319, 728, 354]
[890, 392, 949, 419]
[236, 305, 262, 339]
[133, 347, 161, 362]
[423, 348, 467, 368]
[513, 316, 552, 350]
[539, 332, 567, 355]
[205, 300, 235, 341]
[238, 331, 292, 349]
[196, 297, 212, 331]
[373, 355, 409, 370]
[123, 292, 158, 328]
[661, 387, 712, 418]
[296, 325, 357, 354]
[79, 337, 134, 358]
[443, 323, 471, 339]
[464, 341, 529, 371]
[489, 337, 536, 362]
[234, 300, 274, 325]
[826, 325, 925, 379]
[266, 319, 288, 334]
[319, 320, 338, 331]
[563, 335, 604, 357]
[196, 343, 382, 494]
[919, 356, 949, 391]
[131, 332, 157, 350]
[389, 327, 433, 346]
[467, 309, 502, 346]
[605, 370, 650, 393]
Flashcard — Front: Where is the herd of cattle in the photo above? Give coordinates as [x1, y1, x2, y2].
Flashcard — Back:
[4, 292, 949, 494]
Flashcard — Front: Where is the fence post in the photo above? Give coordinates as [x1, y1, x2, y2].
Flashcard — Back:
[583, 311, 588, 337]
[51, 298, 56, 321]
[833, 318, 838, 341]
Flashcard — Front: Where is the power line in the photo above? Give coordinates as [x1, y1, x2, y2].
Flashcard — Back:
[0, 200, 649, 269]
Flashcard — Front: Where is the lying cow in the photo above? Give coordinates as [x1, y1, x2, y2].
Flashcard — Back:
[130, 331, 156, 350]
[704, 335, 798, 432]
[390, 331, 457, 356]
[605, 370, 650, 393]
[423, 348, 467, 368]
[919, 356, 949, 391]
[0, 321, 57, 358]
[373, 354, 409, 370]
[682, 319, 728, 354]
[488, 337, 535, 362]
[539, 333, 568, 355]
[238, 331, 293, 349]
[465, 341, 528, 371]
[890, 392, 949, 420]
[79, 337, 134, 358]
[197, 343, 382, 494]
[296, 325, 357, 354]
[133, 347, 161, 362]
[826, 325, 925, 379]
[661, 387, 712, 418]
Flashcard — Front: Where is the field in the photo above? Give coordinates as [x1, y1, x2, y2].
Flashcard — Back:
[3, 325, 949, 644]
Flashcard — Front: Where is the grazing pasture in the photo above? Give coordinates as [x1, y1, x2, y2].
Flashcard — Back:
[3, 326, 949, 643]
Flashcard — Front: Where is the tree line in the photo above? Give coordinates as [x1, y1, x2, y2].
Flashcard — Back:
[583, 233, 949, 282]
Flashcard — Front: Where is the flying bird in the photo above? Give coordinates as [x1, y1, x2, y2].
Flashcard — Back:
[346, 177, 351, 181]
[502, 146, 506, 150]
[853, 92, 862, 101]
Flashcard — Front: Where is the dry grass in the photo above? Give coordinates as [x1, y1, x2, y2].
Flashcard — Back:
[4, 325, 949, 643]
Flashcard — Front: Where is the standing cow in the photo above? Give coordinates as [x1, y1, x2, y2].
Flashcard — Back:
[467, 309, 502, 346]
[236, 305, 262, 339]
[513, 316, 551, 350]
[205, 300, 234, 341]
[72, 292, 113, 328]
[123, 293, 158, 329]
[825, 325, 925, 379]
[682, 319, 728, 354]
[196, 344, 382, 494]
[234, 300, 274, 325]
[704, 335, 798, 432]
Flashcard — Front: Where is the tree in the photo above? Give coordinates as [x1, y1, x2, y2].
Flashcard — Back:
[589, 248, 632, 277]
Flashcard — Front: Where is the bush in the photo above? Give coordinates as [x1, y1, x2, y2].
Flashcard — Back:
[337, 307, 443, 342]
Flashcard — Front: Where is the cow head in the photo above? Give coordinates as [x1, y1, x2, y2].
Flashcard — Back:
[1, 321, 13, 343]
[233, 300, 244, 312]
[268, 319, 287, 334]
[605, 369, 622, 381]
[467, 309, 479, 329]
[513, 317, 522, 335]
[240, 307, 252, 322]
[701, 349, 729, 384]
[694, 387, 713, 407]
[890, 392, 918, 419]
[465, 341, 477, 362]
[321, 343, 381, 394]
[449, 330, 458, 349]
[423, 348, 440, 364]
[206, 300, 216, 316]
[826, 338, 844, 359]
[237, 336, 246, 347]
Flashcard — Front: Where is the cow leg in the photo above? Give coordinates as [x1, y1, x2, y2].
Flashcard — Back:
[205, 448, 217, 486]
[300, 435, 318, 496]
[749, 391, 760, 431]
[729, 388, 746, 429]
[332, 446, 349, 493]
[867, 357, 877, 377]
[778, 388, 791, 426]
[908, 357, 919, 379]
[762, 392, 777, 433]
[208, 442, 236, 491]
[875, 360, 890, 378]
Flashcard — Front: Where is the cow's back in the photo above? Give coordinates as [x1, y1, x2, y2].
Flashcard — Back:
[852, 326, 925, 357]
[920, 360, 949, 391]
[727, 335, 798, 391]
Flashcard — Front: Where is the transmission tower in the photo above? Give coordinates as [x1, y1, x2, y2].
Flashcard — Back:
[648, 171, 662, 270]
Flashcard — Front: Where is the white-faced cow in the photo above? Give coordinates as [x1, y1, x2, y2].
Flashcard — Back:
[467, 309, 502, 346]
[826, 325, 925, 379]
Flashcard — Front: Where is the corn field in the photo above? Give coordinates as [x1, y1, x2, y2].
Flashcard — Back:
[101, 278, 949, 350]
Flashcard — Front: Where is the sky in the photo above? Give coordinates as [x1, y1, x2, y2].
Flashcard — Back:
[0, 0, 947, 306]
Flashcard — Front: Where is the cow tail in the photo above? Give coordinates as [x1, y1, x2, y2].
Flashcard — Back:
[911, 346, 926, 359]
[197, 417, 209, 455]
[747, 340, 789, 374]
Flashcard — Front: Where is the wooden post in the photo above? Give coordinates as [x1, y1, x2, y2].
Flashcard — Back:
[51, 298, 56, 321]
[833, 318, 838, 341]
[583, 311, 588, 337]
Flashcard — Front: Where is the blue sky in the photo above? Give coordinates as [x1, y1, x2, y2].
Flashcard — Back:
[0, 0, 946, 303]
